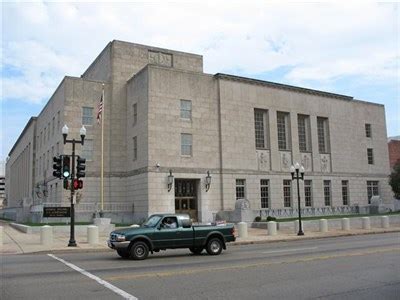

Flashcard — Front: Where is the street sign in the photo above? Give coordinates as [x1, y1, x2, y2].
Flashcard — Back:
[43, 207, 71, 218]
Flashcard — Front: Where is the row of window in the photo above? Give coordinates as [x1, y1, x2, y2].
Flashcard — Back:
[235, 179, 379, 208]
[254, 110, 330, 153]
[38, 111, 61, 151]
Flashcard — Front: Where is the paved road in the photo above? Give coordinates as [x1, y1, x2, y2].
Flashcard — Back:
[2, 232, 399, 300]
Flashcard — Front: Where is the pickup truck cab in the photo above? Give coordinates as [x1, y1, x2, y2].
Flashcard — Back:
[108, 214, 236, 260]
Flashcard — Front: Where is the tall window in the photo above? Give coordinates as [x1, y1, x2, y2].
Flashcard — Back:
[283, 180, 292, 207]
[82, 107, 93, 125]
[48, 122, 50, 140]
[298, 114, 311, 152]
[52, 117, 55, 137]
[236, 179, 246, 200]
[133, 136, 137, 161]
[180, 100, 192, 120]
[260, 179, 269, 208]
[181, 133, 192, 156]
[342, 180, 349, 206]
[324, 180, 331, 206]
[367, 181, 379, 204]
[82, 139, 93, 161]
[277, 112, 290, 150]
[304, 180, 312, 207]
[133, 103, 138, 126]
[365, 123, 372, 138]
[254, 109, 269, 149]
[56, 142, 60, 156]
[57, 111, 60, 132]
[367, 148, 374, 165]
[317, 117, 330, 153]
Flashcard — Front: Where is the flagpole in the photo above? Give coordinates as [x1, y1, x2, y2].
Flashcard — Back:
[101, 84, 105, 213]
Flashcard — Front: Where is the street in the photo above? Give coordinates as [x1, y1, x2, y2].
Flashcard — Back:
[1, 232, 399, 300]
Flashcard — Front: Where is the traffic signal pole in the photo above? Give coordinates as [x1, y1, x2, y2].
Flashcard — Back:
[68, 139, 77, 247]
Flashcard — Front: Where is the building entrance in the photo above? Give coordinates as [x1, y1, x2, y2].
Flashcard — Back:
[175, 179, 198, 221]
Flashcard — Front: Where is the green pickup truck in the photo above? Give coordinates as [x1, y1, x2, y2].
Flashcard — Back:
[108, 214, 236, 260]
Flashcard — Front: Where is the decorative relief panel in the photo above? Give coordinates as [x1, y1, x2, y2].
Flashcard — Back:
[280, 151, 292, 172]
[320, 154, 331, 172]
[148, 51, 173, 67]
[256, 150, 270, 171]
[301, 153, 313, 172]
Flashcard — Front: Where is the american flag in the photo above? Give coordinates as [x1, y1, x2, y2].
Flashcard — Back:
[97, 93, 103, 124]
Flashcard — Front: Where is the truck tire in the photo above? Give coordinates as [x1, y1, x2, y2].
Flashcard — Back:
[189, 247, 203, 255]
[206, 238, 223, 255]
[130, 241, 149, 260]
[117, 249, 130, 259]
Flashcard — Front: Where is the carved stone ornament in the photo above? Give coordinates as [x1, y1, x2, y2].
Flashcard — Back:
[235, 198, 251, 210]
[301, 154, 311, 171]
[321, 155, 329, 172]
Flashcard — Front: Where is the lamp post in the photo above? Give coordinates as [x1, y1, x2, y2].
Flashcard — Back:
[290, 162, 305, 236]
[62, 124, 86, 247]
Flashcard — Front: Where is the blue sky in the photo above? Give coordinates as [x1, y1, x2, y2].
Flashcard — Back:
[1, 1, 399, 162]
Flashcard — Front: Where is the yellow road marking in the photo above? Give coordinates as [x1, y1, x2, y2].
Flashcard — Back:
[105, 247, 399, 281]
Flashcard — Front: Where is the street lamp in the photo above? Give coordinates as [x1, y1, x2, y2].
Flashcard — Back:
[290, 162, 305, 236]
[63, 124, 86, 247]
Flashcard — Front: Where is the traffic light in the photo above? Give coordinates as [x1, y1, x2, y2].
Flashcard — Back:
[53, 156, 62, 178]
[62, 156, 71, 178]
[76, 156, 86, 178]
[63, 178, 70, 190]
[73, 179, 83, 190]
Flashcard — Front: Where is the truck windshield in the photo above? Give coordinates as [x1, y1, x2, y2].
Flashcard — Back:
[143, 215, 162, 227]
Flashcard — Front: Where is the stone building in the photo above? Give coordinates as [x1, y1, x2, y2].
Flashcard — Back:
[388, 137, 400, 169]
[5, 40, 393, 223]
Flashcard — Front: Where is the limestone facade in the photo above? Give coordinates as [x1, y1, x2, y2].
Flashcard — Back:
[5, 40, 392, 223]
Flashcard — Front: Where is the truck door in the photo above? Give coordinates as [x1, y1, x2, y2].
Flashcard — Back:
[152, 217, 180, 248]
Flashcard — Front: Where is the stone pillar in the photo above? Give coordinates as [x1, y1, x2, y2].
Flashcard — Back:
[341, 218, 350, 231]
[319, 219, 328, 233]
[237, 222, 248, 238]
[381, 216, 389, 229]
[0, 226, 3, 245]
[267, 221, 277, 236]
[41, 225, 53, 246]
[87, 225, 99, 245]
[362, 217, 371, 230]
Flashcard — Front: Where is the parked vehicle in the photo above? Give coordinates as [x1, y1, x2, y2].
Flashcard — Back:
[108, 214, 236, 260]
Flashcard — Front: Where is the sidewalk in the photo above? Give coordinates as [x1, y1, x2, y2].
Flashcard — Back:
[1, 221, 399, 255]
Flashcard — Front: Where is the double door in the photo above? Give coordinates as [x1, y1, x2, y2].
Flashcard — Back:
[175, 179, 198, 221]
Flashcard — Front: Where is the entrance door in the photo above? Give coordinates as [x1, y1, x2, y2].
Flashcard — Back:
[175, 179, 198, 221]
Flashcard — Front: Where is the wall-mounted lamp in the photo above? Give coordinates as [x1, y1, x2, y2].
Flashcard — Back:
[205, 171, 212, 192]
[167, 170, 174, 192]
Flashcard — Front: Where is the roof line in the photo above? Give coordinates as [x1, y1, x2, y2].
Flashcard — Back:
[214, 73, 353, 100]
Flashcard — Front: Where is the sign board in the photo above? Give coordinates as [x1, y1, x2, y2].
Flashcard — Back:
[43, 207, 71, 218]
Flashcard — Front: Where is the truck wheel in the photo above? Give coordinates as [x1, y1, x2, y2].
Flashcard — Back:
[130, 241, 149, 260]
[189, 247, 203, 255]
[117, 249, 130, 259]
[206, 238, 223, 255]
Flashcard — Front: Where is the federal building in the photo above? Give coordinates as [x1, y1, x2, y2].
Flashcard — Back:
[5, 40, 393, 223]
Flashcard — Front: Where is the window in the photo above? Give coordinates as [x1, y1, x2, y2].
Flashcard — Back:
[324, 180, 331, 206]
[236, 179, 246, 200]
[365, 123, 372, 138]
[367, 181, 379, 204]
[180, 100, 192, 120]
[57, 111, 60, 132]
[56, 142, 60, 156]
[132, 103, 137, 126]
[298, 114, 311, 152]
[283, 180, 292, 207]
[277, 112, 290, 150]
[254, 109, 269, 149]
[317, 117, 330, 153]
[82, 107, 94, 125]
[260, 179, 269, 208]
[52, 117, 55, 137]
[40, 131, 42, 149]
[82, 139, 93, 161]
[367, 148, 374, 165]
[304, 180, 312, 207]
[48, 122, 50, 140]
[47, 150, 50, 171]
[133, 136, 137, 161]
[342, 180, 349, 206]
[181, 133, 192, 156]
[43, 128, 46, 145]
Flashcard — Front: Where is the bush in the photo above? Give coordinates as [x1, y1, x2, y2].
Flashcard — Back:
[266, 216, 276, 222]
[254, 216, 261, 222]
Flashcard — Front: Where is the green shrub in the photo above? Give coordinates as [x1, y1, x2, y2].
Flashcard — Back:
[254, 216, 261, 222]
[266, 216, 276, 222]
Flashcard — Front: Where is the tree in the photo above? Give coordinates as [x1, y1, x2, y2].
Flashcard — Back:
[389, 162, 400, 199]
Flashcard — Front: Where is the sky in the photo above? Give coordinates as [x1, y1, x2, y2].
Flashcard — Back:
[1, 0, 399, 162]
